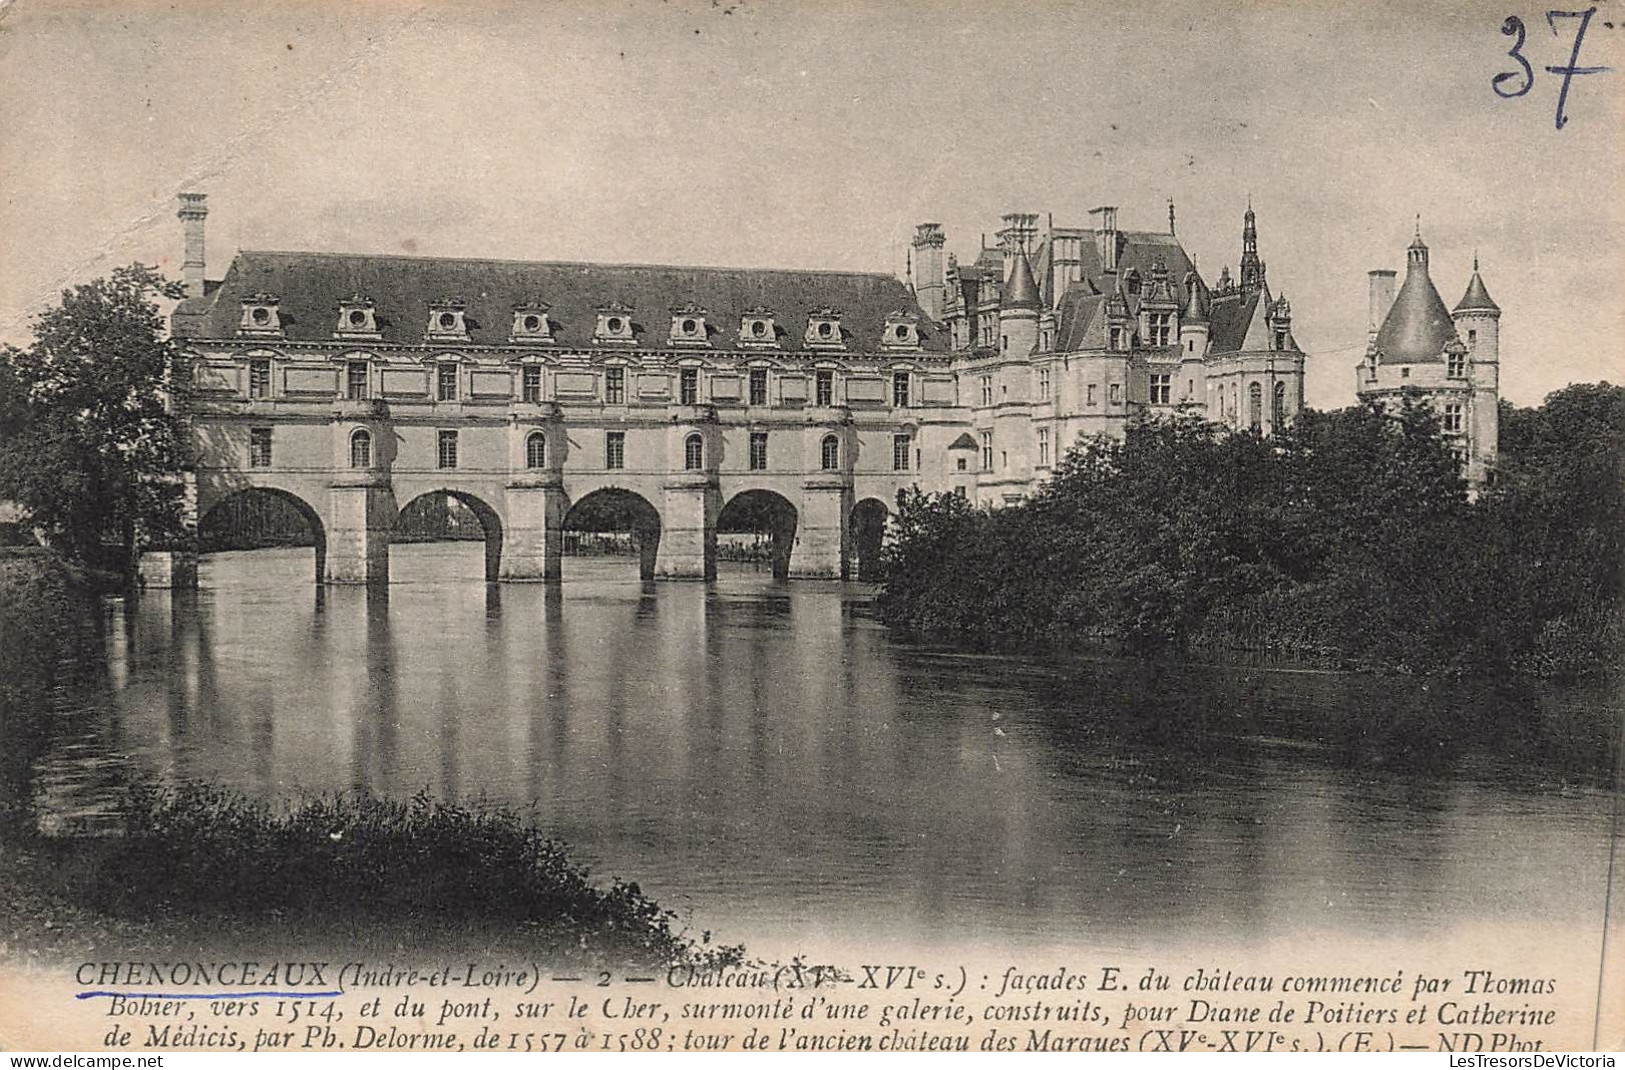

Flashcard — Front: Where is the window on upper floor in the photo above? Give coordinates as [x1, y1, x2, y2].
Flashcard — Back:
[522, 365, 542, 403]
[1149, 313, 1172, 346]
[980, 375, 993, 407]
[749, 431, 768, 471]
[1037, 367, 1051, 400]
[821, 434, 840, 471]
[605, 367, 626, 405]
[980, 431, 993, 471]
[1274, 381, 1287, 427]
[1249, 382, 1263, 431]
[1467, 329, 1478, 348]
[347, 361, 369, 400]
[680, 368, 699, 406]
[749, 368, 769, 406]
[605, 431, 625, 470]
[1150, 373, 1171, 405]
[1087, 383, 1097, 406]
[1444, 402, 1464, 433]
[684, 432, 704, 471]
[815, 369, 834, 407]
[1448, 350, 1466, 378]
[892, 372, 910, 408]
[1037, 427, 1050, 467]
[526, 431, 547, 470]
[437, 363, 458, 402]
[249, 359, 271, 400]
[437, 429, 459, 469]
[892, 434, 911, 472]
[1109, 383, 1121, 405]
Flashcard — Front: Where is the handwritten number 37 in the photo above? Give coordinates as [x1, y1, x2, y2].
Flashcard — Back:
[1495, 7, 1611, 130]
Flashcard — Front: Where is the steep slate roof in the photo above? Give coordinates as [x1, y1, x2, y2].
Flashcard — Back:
[1055, 286, 1106, 352]
[1030, 229, 1202, 313]
[177, 250, 944, 352]
[1206, 290, 1264, 354]
[1374, 260, 1458, 364]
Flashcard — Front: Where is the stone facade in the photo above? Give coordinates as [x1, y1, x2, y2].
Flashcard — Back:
[159, 194, 1312, 584]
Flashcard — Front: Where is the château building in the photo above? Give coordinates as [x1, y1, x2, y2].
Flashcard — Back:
[1359, 226, 1501, 488]
[162, 194, 1310, 585]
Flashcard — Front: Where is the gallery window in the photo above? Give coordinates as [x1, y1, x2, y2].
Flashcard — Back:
[684, 432, 704, 471]
[892, 434, 911, 472]
[349, 429, 371, 469]
[605, 431, 625, 470]
[437, 429, 458, 469]
[821, 434, 840, 471]
[748, 431, 768, 471]
[526, 431, 547, 469]
[249, 427, 272, 468]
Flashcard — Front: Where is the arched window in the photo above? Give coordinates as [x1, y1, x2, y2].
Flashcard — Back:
[1273, 381, 1287, 427]
[684, 432, 704, 471]
[349, 428, 371, 469]
[526, 431, 546, 469]
[1248, 382, 1263, 431]
[821, 433, 840, 471]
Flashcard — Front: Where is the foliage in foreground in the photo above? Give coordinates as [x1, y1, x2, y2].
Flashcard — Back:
[879, 385, 1624, 679]
[93, 783, 744, 969]
[0, 265, 189, 577]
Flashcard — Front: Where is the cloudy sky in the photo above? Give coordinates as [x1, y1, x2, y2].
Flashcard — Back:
[1, 0, 1619, 407]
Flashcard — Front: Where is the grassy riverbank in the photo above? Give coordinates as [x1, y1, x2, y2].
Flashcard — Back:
[0, 551, 742, 969]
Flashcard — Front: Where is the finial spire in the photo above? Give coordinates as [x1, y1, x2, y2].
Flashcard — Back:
[1414, 214, 1421, 240]
[1473, 250, 1480, 272]
[1168, 198, 1176, 235]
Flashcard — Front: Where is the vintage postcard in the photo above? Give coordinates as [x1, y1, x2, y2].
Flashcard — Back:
[1, 0, 1621, 1056]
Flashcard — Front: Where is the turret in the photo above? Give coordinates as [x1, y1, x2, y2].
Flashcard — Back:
[1453, 254, 1502, 479]
[911, 223, 946, 321]
[1179, 272, 1209, 358]
[999, 246, 1041, 358]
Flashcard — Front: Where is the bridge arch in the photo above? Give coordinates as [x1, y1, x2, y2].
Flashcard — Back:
[394, 489, 504, 582]
[198, 486, 328, 584]
[562, 487, 662, 581]
[718, 488, 798, 579]
[849, 496, 892, 582]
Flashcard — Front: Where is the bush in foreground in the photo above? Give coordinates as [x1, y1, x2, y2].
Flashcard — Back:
[92, 783, 743, 969]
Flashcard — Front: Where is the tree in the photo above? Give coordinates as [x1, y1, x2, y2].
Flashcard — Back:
[0, 265, 188, 576]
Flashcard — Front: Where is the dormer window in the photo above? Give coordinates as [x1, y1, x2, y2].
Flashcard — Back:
[427, 299, 469, 341]
[882, 312, 922, 351]
[335, 293, 380, 338]
[669, 304, 710, 347]
[511, 302, 553, 343]
[593, 302, 636, 345]
[805, 307, 845, 350]
[238, 293, 283, 337]
[739, 307, 778, 348]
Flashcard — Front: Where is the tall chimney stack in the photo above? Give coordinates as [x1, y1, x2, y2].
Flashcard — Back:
[177, 192, 208, 299]
[911, 223, 946, 320]
[1367, 269, 1397, 339]
[1088, 206, 1119, 271]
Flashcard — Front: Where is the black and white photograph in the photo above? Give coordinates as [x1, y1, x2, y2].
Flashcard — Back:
[1, 0, 1621, 1056]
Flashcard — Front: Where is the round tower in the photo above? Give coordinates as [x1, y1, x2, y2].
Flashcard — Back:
[1453, 255, 1502, 482]
[999, 245, 1042, 359]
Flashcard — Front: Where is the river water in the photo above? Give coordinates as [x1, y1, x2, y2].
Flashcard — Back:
[26, 544, 1620, 965]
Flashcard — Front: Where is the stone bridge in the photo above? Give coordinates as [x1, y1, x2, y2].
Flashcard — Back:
[184, 398, 911, 585]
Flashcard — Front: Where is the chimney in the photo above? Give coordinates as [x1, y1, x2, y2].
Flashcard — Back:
[1367, 269, 1397, 338]
[177, 193, 208, 299]
[1088, 206, 1119, 271]
[911, 223, 946, 321]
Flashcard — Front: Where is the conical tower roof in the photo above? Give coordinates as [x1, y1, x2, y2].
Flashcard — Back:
[1454, 256, 1500, 313]
[1001, 246, 1041, 311]
[1374, 239, 1457, 364]
[1181, 272, 1208, 324]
